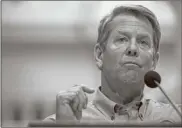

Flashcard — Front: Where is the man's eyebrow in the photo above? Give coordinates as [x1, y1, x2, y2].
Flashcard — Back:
[137, 34, 152, 39]
[117, 31, 131, 37]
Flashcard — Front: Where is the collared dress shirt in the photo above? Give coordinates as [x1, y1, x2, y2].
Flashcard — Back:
[44, 87, 182, 124]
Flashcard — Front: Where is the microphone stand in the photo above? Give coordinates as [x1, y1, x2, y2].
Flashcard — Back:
[154, 81, 182, 118]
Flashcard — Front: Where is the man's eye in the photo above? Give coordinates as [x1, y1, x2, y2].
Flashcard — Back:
[114, 37, 128, 47]
[140, 40, 148, 44]
[139, 40, 150, 49]
[119, 37, 128, 42]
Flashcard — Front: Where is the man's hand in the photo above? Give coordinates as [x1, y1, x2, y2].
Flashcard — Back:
[56, 84, 95, 121]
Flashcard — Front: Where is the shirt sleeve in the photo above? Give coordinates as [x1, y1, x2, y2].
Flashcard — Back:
[165, 104, 182, 124]
[146, 100, 182, 124]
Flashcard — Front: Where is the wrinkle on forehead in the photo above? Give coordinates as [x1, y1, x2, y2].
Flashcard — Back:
[114, 26, 152, 39]
[107, 14, 153, 36]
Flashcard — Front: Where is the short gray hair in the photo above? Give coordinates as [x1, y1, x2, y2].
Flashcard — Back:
[97, 5, 161, 53]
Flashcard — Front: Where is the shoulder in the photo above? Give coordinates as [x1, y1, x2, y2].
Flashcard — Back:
[143, 99, 181, 123]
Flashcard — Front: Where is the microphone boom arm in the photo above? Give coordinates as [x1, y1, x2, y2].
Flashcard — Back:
[154, 81, 182, 118]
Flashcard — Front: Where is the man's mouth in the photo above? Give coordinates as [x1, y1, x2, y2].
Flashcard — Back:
[123, 62, 141, 68]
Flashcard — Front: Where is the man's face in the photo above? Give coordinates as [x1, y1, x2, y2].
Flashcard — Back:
[100, 13, 158, 92]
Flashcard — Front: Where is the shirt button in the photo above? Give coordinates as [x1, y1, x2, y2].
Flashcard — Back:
[139, 113, 143, 120]
[140, 114, 143, 117]
[111, 115, 115, 120]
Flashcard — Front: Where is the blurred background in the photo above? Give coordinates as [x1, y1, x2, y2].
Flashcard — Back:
[1, 1, 181, 127]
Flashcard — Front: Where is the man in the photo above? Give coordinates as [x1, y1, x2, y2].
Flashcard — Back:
[44, 5, 181, 124]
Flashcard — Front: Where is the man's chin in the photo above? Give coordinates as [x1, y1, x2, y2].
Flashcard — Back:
[118, 70, 140, 84]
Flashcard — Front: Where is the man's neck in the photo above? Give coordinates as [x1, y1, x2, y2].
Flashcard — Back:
[101, 74, 143, 105]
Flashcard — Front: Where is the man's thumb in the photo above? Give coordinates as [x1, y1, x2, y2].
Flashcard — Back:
[81, 85, 95, 94]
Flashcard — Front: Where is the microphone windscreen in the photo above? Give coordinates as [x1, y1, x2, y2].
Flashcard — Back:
[144, 71, 161, 88]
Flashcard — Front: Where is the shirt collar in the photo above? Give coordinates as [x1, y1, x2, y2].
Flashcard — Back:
[93, 86, 144, 119]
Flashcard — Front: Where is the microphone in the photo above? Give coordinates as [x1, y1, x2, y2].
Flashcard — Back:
[144, 71, 182, 118]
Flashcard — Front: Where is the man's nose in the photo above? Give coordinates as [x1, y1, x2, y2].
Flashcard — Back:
[125, 40, 139, 57]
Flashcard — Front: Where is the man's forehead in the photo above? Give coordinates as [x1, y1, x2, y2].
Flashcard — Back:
[108, 13, 153, 35]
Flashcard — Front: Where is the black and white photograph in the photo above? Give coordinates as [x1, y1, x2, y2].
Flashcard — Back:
[1, 1, 182, 127]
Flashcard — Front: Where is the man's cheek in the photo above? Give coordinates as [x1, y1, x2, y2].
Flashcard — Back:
[105, 49, 120, 62]
[143, 54, 153, 69]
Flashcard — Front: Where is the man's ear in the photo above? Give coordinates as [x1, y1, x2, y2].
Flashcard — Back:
[152, 52, 159, 70]
[94, 43, 103, 70]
